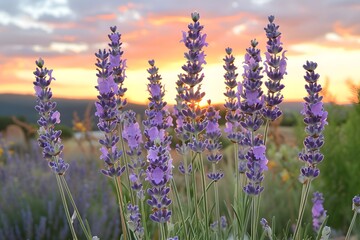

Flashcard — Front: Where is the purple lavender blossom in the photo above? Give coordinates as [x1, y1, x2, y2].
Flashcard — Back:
[95, 26, 127, 178]
[298, 61, 328, 183]
[108, 26, 127, 111]
[167, 237, 179, 240]
[223, 47, 242, 144]
[210, 216, 227, 232]
[123, 110, 145, 199]
[239, 39, 268, 195]
[126, 204, 144, 238]
[143, 60, 173, 223]
[262, 15, 287, 122]
[205, 101, 223, 181]
[178, 12, 208, 141]
[312, 192, 327, 232]
[352, 195, 360, 213]
[260, 218, 273, 239]
[33, 58, 69, 175]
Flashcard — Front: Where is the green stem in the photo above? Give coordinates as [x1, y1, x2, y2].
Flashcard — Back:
[191, 152, 199, 230]
[60, 176, 92, 240]
[213, 164, 220, 239]
[263, 120, 270, 145]
[251, 196, 259, 240]
[140, 199, 149, 240]
[240, 174, 248, 239]
[118, 125, 135, 204]
[113, 177, 129, 240]
[199, 153, 209, 240]
[183, 141, 192, 215]
[233, 143, 240, 238]
[171, 178, 189, 239]
[345, 211, 358, 240]
[160, 223, 167, 240]
[56, 174, 78, 240]
[293, 181, 312, 240]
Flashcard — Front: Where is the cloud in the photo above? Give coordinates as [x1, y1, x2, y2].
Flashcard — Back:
[33, 42, 89, 54]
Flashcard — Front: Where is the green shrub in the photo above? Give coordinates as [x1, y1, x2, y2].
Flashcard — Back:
[0, 116, 27, 131]
[55, 124, 73, 139]
[312, 102, 360, 234]
[280, 111, 298, 127]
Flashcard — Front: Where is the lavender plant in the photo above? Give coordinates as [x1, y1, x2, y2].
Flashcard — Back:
[33, 58, 92, 240]
[293, 61, 328, 239]
[22, 11, 360, 240]
[94, 27, 129, 239]
[312, 192, 327, 233]
[262, 15, 287, 143]
[239, 39, 268, 240]
[177, 12, 210, 238]
[345, 195, 360, 240]
[143, 60, 173, 238]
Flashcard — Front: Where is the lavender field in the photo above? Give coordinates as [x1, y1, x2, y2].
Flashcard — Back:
[1, 9, 360, 240]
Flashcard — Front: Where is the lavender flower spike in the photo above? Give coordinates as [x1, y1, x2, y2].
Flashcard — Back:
[262, 15, 287, 122]
[352, 195, 360, 213]
[240, 39, 268, 196]
[143, 60, 173, 223]
[122, 110, 145, 200]
[345, 195, 360, 240]
[312, 192, 327, 232]
[260, 218, 273, 240]
[293, 61, 328, 239]
[94, 26, 126, 178]
[298, 61, 328, 183]
[179, 11, 208, 141]
[126, 204, 144, 238]
[205, 100, 223, 181]
[33, 58, 69, 175]
[223, 47, 241, 144]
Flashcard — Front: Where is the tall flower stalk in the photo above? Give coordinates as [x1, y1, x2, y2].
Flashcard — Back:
[122, 110, 148, 238]
[178, 12, 210, 238]
[345, 195, 360, 240]
[143, 60, 173, 238]
[94, 28, 129, 239]
[223, 47, 245, 237]
[262, 15, 287, 143]
[240, 39, 268, 240]
[293, 61, 328, 239]
[205, 100, 223, 237]
[33, 58, 92, 240]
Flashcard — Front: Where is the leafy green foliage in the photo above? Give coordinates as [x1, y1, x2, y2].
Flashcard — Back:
[314, 101, 360, 234]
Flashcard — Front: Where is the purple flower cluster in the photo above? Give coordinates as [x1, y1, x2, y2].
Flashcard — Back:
[223, 47, 242, 144]
[108, 26, 128, 110]
[312, 192, 327, 232]
[178, 12, 208, 141]
[122, 110, 145, 199]
[210, 216, 227, 232]
[240, 40, 268, 195]
[95, 26, 127, 178]
[352, 195, 360, 213]
[33, 58, 69, 175]
[126, 204, 144, 238]
[205, 101, 223, 182]
[262, 15, 287, 122]
[260, 218, 272, 238]
[143, 60, 173, 223]
[298, 61, 328, 183]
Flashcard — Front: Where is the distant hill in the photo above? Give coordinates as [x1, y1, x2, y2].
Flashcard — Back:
[0, 94, 147, 128]
[0, 93, 305, 128]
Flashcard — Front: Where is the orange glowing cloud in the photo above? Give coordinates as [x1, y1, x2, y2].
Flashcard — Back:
[85, 13, 117, 22]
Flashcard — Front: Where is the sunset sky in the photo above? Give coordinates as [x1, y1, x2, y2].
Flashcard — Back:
[0, 0, 359, 105]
